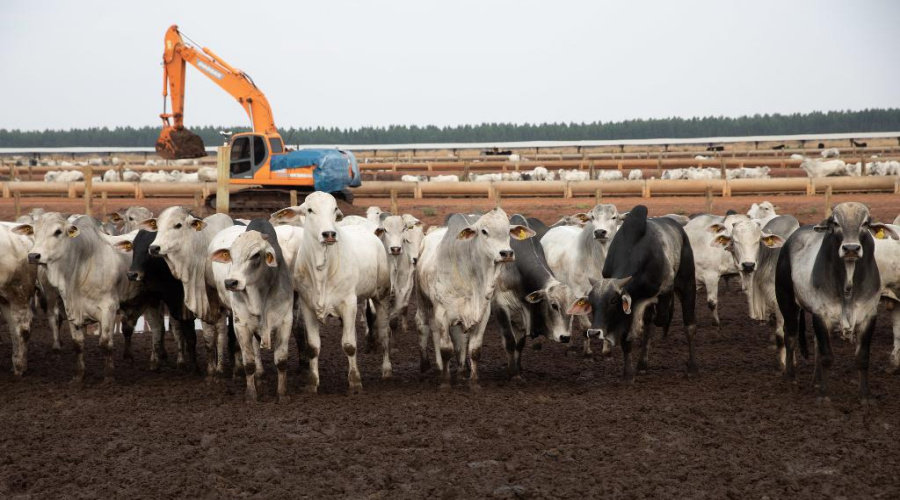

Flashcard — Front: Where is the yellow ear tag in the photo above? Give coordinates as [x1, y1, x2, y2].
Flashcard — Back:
[876, 228, 886, 239]
[67, 227, 78, 238]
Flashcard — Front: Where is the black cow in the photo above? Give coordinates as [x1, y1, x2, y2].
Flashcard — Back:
[567, 205, 698, 381]
[492, 215, 571, 379]
[124, 230, 199, 371]
[776, 202, 898, 401]
[525, 217, 551, 241]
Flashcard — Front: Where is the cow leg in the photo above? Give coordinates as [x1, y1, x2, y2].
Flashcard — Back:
[71, 326, 86, 384]
[145, 306, 165, 371]
[170, 317, 186, 370]
[701, 271, 720, 328]
[200, 322, 218, 381]
[234, 323, 258, 403]
[291, 294, 308, 374]
[275, 321, 292, 403]
[1, 302, 32, 377]
[340, 300, 363, 394]
[430, 310, 452, 388]
[451, 325, 467, 374]
[298, 300, 321, 393]
[856, 318, 877, 402]
[677, 286, 699, 376]
[774, 309, 788, 372]
[888, 308, 900, 375]
[100, 307, 117, 383]
[374, 298, 393, 379]
[811, 315, 833, 402]
[252, 335, 264, 378]
[217, 316, 235, 377]
[622, 339, 635, 383]
[362, 299, 377, 354]
[120, 319, 135, 364]
[415, 306, 432, 373]
[466, 311, 491, 390]
[496, 307, 521, 380]
[179, 319, 199, 374]
[47, 295, 64, 353]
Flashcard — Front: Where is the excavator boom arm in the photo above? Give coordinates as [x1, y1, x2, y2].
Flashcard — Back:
[159, 25, 279, 143]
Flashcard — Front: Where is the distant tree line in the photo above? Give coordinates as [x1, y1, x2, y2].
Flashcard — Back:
[2, 108, 898, 147]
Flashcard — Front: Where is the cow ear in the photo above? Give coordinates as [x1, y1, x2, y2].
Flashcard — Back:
[616, 276, 633, 290]
[67, 225, 80, 238]
[375, 227, 385, 237]
[710, 234, 732, 248]
[566, 297, 592, 316]
[457, 227, 476, 240]
[708, 223, 726, 233]
[140, 218, 158, 232]
[265, 251, 277, 267]
[509, 225, 535, 240]
[621, 293, 632, 315]
[11, 224, 33, 236]
[271, 207, 300, 222]
[813, 217, 832, 233]
[107, 212, 123, 223]
[210, 249, 231, 263]
[588, 277, 600, 288]
[525, 290, 545, 303]
[573, 213, 590, 223]
[114, 240, 133, 252]
[868, 223, 899, 240]
[760, 233, 786, 248]
[190, 218, 205, 231]
[335, 209, 344, 222]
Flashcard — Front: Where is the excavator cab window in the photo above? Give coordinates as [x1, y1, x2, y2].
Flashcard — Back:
[269, 138, 284, 155]
[229, 135, 269, 178]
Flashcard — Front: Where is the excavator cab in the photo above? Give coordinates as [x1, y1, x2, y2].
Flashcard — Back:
[228, 132, 286, 178]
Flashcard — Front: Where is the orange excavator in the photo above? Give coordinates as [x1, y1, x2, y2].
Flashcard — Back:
[155, 25, 360, 209]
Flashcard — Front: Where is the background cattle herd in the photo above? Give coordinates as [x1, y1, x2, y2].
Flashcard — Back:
[1, 194, 898, 403]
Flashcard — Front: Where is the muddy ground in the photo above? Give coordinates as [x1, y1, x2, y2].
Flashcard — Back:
[0, 195, 899, 499]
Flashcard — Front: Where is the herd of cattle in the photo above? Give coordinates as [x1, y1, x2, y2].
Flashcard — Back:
[1, 196, 899, 403]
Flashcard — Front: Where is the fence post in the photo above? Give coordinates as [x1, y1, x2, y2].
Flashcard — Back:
[289, 190, 298, 207]
[194, 192, 203, 214]
[101, 191, 108, 215]
[861, 152, 866, 176]
[390, 189, 399, 214]
[595, 188, 603, 205]
[84, 166, 93, 216]
[824, 185, 833, 216]
[589, 161, 596, 180]
[216, 146, 231, 214]
[14, 191, 21, 218]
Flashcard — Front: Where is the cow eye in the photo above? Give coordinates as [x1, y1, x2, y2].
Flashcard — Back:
[481, 229, 488, 236]
[551, 303, 560, 311]
[252, 252, 261, 260]
[174, 223, 182, 229]
[53, 229, 62, 237]
[307, 208, 314, 214]
[608, 297, 618, 305]
[128, 217, 134, 221]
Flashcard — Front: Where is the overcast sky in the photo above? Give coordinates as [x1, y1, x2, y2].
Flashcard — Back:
[1, 0, 898, 131]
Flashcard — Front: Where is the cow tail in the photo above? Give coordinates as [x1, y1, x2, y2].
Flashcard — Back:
[797, 310, 808, 359]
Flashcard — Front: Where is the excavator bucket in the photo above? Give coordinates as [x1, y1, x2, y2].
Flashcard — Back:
[156, 126, 207, 160]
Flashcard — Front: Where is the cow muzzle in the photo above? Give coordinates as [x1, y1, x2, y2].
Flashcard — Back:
[497, 250, 515, 263]
[593, 229, 609, 241]
[27, 252, 42, 265]
[321, 231, 337, 245]
[740, 262, 756, 273]
[224, 278, 242, 291]
[389, 246, 402, 256]
[127, 271, 142, 282]
[840, 243, 861, 260]
[149, 245, 161, 256]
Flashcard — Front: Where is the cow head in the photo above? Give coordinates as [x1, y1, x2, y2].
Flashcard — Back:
[375, 215, 407, 257]
[141, 206, 204, 256]
[582, 204, 620, 242]
[279, 192, 343, 245]
[567, 276, 633, 347]
[525, 281, 572, 344]
[456, 208, 535, 264]
[711, 219, 784, 278]
[747, 201, 776, 220]
[120, 230, 158, 282]
[401, 215, 425, 265]
[212, 231, 278, 292]
[366, 206, 383, 223]
[814, 202, 898, 261]
[22, 213, 80, 265]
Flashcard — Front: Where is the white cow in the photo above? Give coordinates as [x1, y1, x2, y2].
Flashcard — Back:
[557, 169, 589, 182]
[0, 225, 37, 376]
[820, 147, 840, 158]
[365, 206, 383, 223]
[431, 175, 460, 182]
[370, 214, 425, 341]
[541, 204, 620, 355]
[800, 158, 846, 178]
[873, 223, 900, 373]
[415, 208, 534, 388]
[19, 214, 141, 382]
[271, 192, 393, 393]
[211, 223, 294, 402]
[142, 208, 237, 379]
[628, 169, 643, 180]
[747, 201, 777, 226]
[684, 213, 750, 326]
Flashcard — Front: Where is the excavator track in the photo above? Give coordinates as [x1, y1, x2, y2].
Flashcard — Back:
[205, 188, 354, 217]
